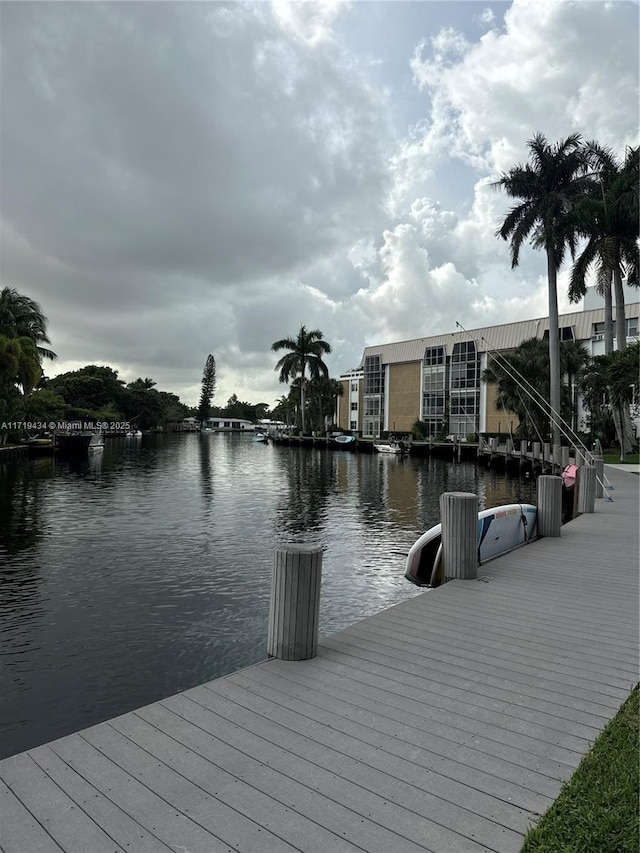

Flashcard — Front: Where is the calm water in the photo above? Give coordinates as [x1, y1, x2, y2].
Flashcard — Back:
[0, 433, 535, 759]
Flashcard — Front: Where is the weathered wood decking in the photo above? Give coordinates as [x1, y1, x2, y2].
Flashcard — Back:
[1, 467, 638, 853]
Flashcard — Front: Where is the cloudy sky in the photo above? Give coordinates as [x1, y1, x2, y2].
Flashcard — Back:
[2, 0, 638, 408]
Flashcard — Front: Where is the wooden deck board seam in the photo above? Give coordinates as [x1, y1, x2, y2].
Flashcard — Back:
[121, 707, 450, 853]
[303, 652, 601, 752]
[340, 624, 636, 703]
[265, 660, 584, 784]
[200, 677, 559, 818]
[313, 643, 609, 740]
[324, 628, 634, 716]
[88, 721, 347, 853]
[153, 693, 531, 848]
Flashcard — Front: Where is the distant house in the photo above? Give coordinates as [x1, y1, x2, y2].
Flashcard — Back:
[202, 418, 255, 432]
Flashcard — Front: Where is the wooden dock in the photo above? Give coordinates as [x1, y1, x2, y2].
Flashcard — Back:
[1, 467, 638, 853]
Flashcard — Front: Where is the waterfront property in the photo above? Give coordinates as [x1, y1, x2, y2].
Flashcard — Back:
[337, 287, 640, 439]
[0, 466, 637, 852]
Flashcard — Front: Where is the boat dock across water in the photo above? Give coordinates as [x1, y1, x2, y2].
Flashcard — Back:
[0, 466, 637, 852]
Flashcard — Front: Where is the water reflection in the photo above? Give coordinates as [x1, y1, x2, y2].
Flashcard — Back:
[0, 435, 535, 760]
[274, 447, 336, 541]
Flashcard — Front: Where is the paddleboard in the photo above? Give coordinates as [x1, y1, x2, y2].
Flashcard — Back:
[405, 503, 537, 587]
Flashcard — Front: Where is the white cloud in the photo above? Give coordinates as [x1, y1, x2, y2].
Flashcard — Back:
[1, 0, 637, 407]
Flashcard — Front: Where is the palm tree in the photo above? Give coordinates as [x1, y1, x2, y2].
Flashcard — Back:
[569, 144, 639, 350]
[494, 133, 591, 448]
[578, 343, 639, 451]
[567, 144, 639, 458]
[482, 337, 590, 439]
[306, 376, 344, 433]
[271, 326, 332, 435]
[0, 335, 42, 396]
[0, 287, 57, 362]
[482, 338, 555, 438]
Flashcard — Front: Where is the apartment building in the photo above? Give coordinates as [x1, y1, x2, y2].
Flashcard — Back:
[337, 294, 639, 439]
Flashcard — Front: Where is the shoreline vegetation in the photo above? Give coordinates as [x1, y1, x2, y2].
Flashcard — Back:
[521, 685, 639, 853]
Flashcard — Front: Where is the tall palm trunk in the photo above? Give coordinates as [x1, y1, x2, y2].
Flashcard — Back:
[613, 269, 628, 351]
[602, 271, 614, 354]
[604, 269, 632, 459]
[299, 370, 306, 435]
[546, 250, 562, 448]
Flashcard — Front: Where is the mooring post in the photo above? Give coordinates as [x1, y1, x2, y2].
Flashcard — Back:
[519, 439, 527, 474]
[561, 445, 570, 468]
[532, 441, 541, 465]
[553, 443, 563, 473]
[593, 453, 604, 498]
[439, 492, 478, 580]
[577, 465, 596, 514]
[537, 475, 562, 537]
[267, 545, 322, 661]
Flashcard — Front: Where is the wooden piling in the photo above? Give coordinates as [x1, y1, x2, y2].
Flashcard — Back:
[594, 454, 604, 499]
[268, 545, 322, 660]
[577, 465, 596, 515]
[519, 439, 527, 475]
[439, 492, 478, 580]
[537, 475, 562, 537]
[561, 445, 570, 468]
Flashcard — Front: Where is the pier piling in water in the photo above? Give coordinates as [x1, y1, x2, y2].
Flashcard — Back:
[268, 545, 322, 660]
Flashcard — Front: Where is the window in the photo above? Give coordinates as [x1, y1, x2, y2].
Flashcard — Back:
[592, 318, 638, 339]
[424, 346, 445, 366]
[351, 382, 358, 392]
[422, 393, 445, 418]
[363, 354, 384, 437]
[450, 341, 479, 389]
[350, 402, 358, 411]
[449, 389, 480, 438]
[350, 420, 358, 431]
[364, 398, 380, 416]
[423, 366, 446, 392]
[543, 326, 575, 341]
[364, 355, 384, 394]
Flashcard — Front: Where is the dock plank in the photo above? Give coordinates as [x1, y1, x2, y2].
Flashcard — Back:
[165, 685, 526, 850]
[0, 466, 637, 853]
[0, 778, 63, 853]
[0, 753, 125, 853]
[48, 733, 234, 853]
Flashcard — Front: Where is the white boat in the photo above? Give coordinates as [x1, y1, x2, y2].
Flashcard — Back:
[126, 430, 142, 437]
[405, 503, 537, 587]
[253, 431, 269, 443]
[333, 434, 356, 445]
[374, 440, 408, 455]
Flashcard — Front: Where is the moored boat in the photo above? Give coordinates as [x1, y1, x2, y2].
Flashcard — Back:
[374, 440, 408, 455]
[20, 435, 54, 455]
[333, 434, 356, 445]
[55, 431, 105, 453]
